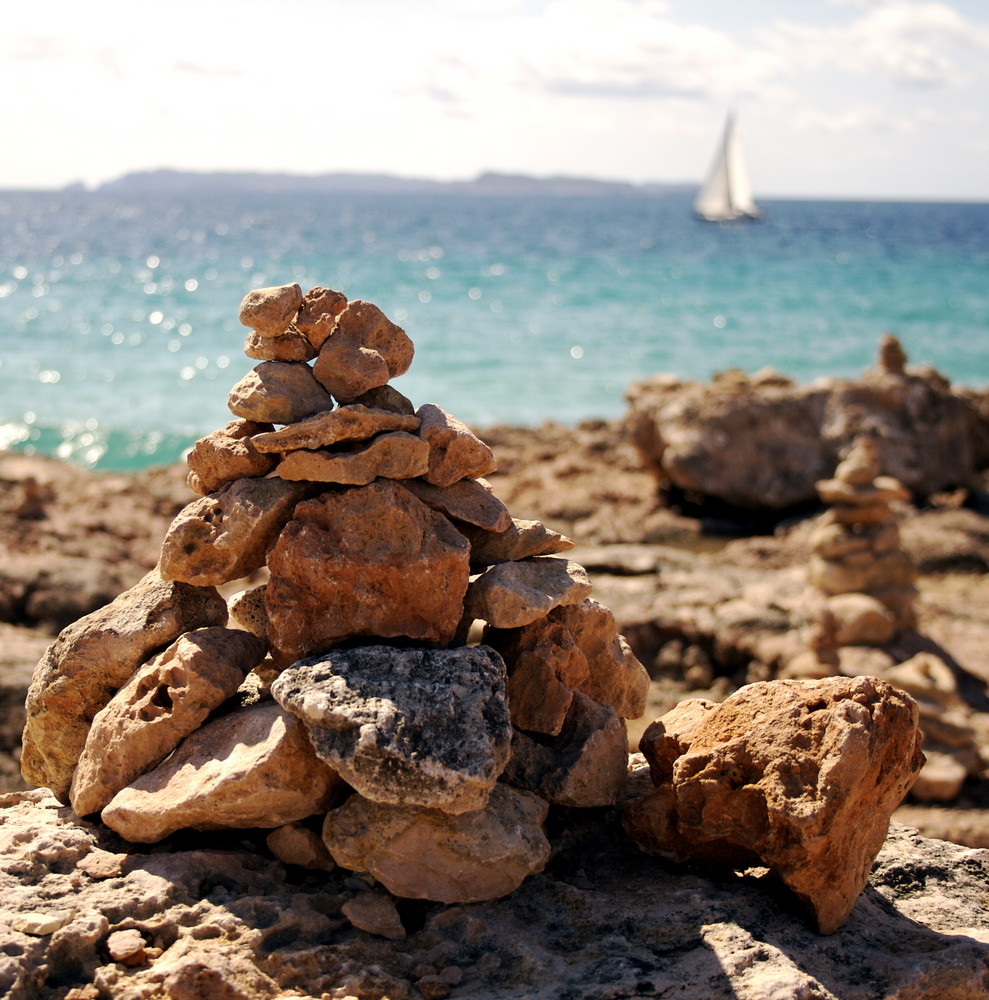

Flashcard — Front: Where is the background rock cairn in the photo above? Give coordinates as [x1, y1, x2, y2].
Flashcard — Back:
[20, 282, 650, 906]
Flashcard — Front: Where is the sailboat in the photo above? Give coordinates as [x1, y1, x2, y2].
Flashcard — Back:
[694, 113, 762, 222]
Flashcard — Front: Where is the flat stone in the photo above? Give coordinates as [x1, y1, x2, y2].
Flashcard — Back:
[69, 627, 265, 816]
[294, 286, 349, 350]
[313, 300, 414, 403]
[342, 891, 406, 940]
[399, 477, 512, 532]
[550, 599, 650, 720]
[273, 431, 430, 485]
[101, 703, 343, 843]
[415, 403, 497, 487]
[503, 692, 629, 807]
[159, 476, 309, 587]
[238, 283, 303, 337]
[227, 362, 334, 424]
[20, 572, 227, 802]
[322, 784, 550, 903]
[465, 557, 592, 629]
[272, 645, 511, 815]
[459, 517, 574, 568]
[185, 419, 277, 496]
[265, 481, 470, 663]
[816, 478, 910, 507]
[244, 327, 317, 362]
[624, 675, 925, 934]
[251, 404, 420, 453]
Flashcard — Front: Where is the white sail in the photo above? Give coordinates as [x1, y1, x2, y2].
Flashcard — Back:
[694, 114, 762, 222]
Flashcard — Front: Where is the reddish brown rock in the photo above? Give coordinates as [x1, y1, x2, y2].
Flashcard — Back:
[265, 481, 470, 662]
[238, 283, 303, 337]
[459, 517, 574, 568]
[158, 476, 308, 587]
[227, 362, 334, 424]
[293, 286, 348, 350]
[351, 383, 416, 414]
[415, 403, 498, 487]
[69, 627, 265, 816]
[313, 300, 414, 403]
[244, 327, 318, 362]
[273, 431, 430, 485]
[624, 676, 925, 934]
[322, 784, 551, 903]
[465, 557, 592, 629]
[185, 419, 277, 496]
[399, 477, 512, 532]
[101, 702, 343, 842]
[251, 404, 420, 453]
[20, 572, 227, 802]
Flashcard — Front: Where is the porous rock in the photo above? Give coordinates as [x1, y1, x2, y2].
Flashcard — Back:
[459, 517, 574, 568]
[322, 784, 551, 903]
[251, 404, 420, 453]
[69, 627, 265, 816]
[399, 476, 512, 532]
[272, 645, 511, 815]
[237, 283, 303, 337]
[185, 419, 277, 496]
[20, 572, 227, 802]
[415, 403, 498, 487]
[624, 675, 925, 934]
[313, 300, 414, 403]
[158, 476, 308, 587]
[265, 481, 470, 662]
[101, 702, 343, 843]
[244, 327, 318, 362]
[293, 285, 348, 350]
[227, 361, 334, 424]
[273, 431, 430, 485]
[465, 557, 592, 629]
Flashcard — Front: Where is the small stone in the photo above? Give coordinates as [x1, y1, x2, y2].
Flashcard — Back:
[294, 286, 349, 349]
[399, 477, 512, 532]
[76, 850, 125, 879]
[159, 476, 309, 587]
[244, 327, 318, 362]
[460, 517, 574, 568]
[102, 702, 343, 843]
[313, 300, 414, 403]
[274, 431, 430, 485]
[351, 384, 416, 414]
[11, 909, 76, 936]
[228, 584, 269, 639]
[465, 557, 592, 629]
[824, 593, 897, 646]
[910, 750, 969, 802]
[415, 403, 497, 487]
[272, 645, 511, 815]
[322, 784, 550, 903]
[186, 419, 277, 496]
[266, 822, 336, 871]
[416, 976, 451, 1000]
[342, 891, 406, 940]
[251, 404, 421, 453]
[238, 283, 303, 337]
[227, 361, 335, 424]
[106, 928, 150, 966]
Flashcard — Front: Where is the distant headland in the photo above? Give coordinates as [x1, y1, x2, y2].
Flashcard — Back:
[88, 168, 694, 198]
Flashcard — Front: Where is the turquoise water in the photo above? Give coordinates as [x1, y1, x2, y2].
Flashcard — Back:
[1, 190, 987, 470]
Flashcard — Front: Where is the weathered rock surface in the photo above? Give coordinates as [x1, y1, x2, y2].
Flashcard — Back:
[322, 784, 551, 903]
[273, 645, 511, 815]
[625, 675, 925, 934]
[416, 403, 498, 487]
[101, 702, 342, 842]
[459, 517, 574, 568]
[237, 282, 303, 337]
[466, 557, 592, 628]
[273, 430, 430, 484]
[158, 476, 308, 587]
[185, 418, 277, 496]
[251, 403, 420, 453]
[265, 481, 470, 662]
[400, 475, 513, 532]
[69, 627, 264, 816]
[293, 285, 349, 350]
[227, 361, 334, 424]
[20, 572, 227, 802]
[244, 325, 318, 362]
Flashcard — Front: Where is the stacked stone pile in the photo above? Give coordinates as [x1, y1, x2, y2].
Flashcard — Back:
[20, 282, 650, 905]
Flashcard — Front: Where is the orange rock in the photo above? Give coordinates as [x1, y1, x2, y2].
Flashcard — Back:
[273, 431, 430, 485]
[237, 282, 303, 337]
[185, 419, 277, 496]
[399, 477, 512, 532]
[465, 557, 592, 629]
[251, 404, 420, 453]
[293, 286, 348, 349]
[415, 403, 497, 487]
[227, 361, 334, 424]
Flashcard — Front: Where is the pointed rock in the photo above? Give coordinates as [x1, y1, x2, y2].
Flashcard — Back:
[273, 431, 430, 485]
[20, 572, 227, 802]
[227, 361, 334, 424]
[415, 403, 497, 487]
[399, 477, 511, 532]
[69, 627, 265, 816]
[158, 476, 309, 587]
[185, 419, 277, 496]
[227, 584, 268, 639]
[101, 702, 343, 843]
[251, 404, 421, 453]
[294, 286, 348, 350]
[322, 784, 550, 903]
[459, 517, 573, 568]
[238, 283, 303, 337]
[342, 891, 406, 940]
[351, 384, 416, 415]
[465, 557, 592, 629]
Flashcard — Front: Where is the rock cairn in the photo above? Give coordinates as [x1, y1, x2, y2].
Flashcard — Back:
[20, 283, 650, 905]
[807, 434, 918, 645]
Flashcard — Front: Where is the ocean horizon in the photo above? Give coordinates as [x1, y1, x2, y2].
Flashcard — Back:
[1, 188, 987, 471]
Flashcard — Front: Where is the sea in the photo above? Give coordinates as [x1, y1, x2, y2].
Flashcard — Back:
[1, 190, 987, 472]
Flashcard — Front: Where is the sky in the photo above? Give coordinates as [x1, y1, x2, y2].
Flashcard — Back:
[3, 0, 988, 200]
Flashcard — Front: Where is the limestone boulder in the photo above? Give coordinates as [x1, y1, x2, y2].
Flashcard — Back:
[313, 300, 414, 403]
[293, 286, 348, 350]
[459, 517, 573, 568]
[101, 702, 343, 842]
[272, 645, 511, 815]
[465, 557, 592, 629]
[415, 403, 497, 487]
[20, 572, 227, 802]
[624, 675, 925, 934]
[158, 476, 308, 587]
[399, 477, 512, 532]
[227, 362, 334, 424]
[185, 419, 277, 496]
[251, 404, 420, 453]
[322, 784, 551, 903]
[69, 627, 265, 817]
[265, 481, 470, 662]
[238, 283, 303, 337]
[273, 431, 430, 485]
